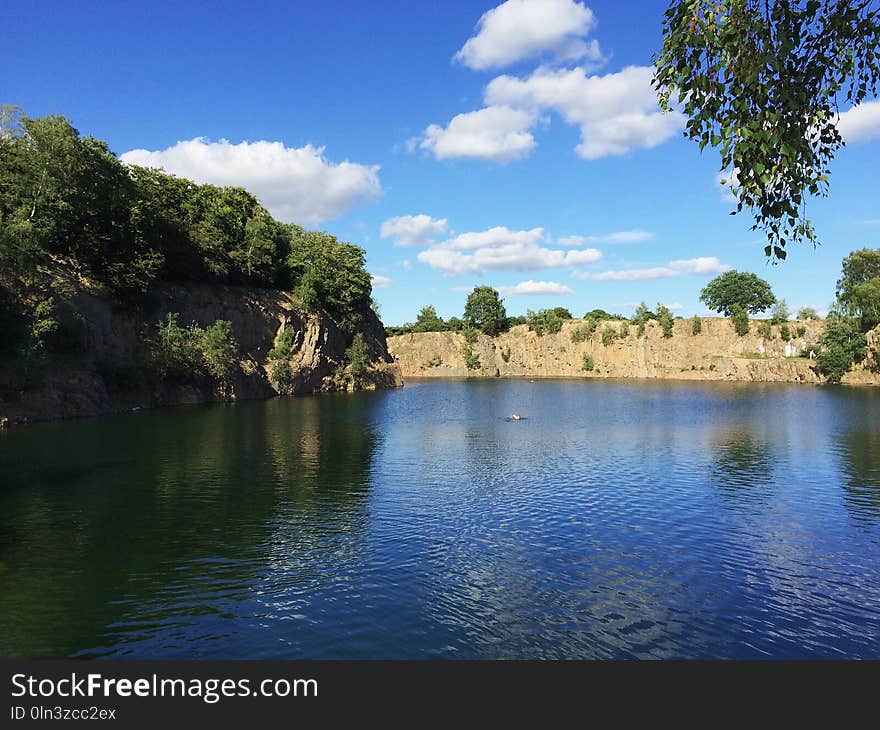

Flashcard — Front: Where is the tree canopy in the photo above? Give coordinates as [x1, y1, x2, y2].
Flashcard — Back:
[655, 0, 880, 260]
[0, 108, 376, 357]
[463, 286, 507, 336]
[700, 270, 776, 315]
[835, 247, 880, 330]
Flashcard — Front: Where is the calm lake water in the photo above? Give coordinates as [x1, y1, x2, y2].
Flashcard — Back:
[1, 378, 879, 659]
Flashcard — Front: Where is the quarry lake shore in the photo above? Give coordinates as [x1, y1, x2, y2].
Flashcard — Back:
[388, 317, 880, 386]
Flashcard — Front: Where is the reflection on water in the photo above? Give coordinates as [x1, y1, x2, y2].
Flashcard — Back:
[1, 379, 879, 659]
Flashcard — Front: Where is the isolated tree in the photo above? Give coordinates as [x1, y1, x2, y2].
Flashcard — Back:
[770, 299, 790, 324]
[413, 305, 446, 332]
[463, 286, 507, 336]
[835, 248, 880, 330]
[655, 1, 880, 260]
[700, 270, 776, 315]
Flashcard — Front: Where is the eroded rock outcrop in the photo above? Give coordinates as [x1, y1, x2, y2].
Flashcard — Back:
[0, 282, 402, 426]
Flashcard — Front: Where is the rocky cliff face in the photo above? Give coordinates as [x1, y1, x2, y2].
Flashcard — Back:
[0, 282, 402, 426]
[388, 317, 880, 385]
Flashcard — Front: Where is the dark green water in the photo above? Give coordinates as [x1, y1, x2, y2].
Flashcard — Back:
[1, 378, 879, 659]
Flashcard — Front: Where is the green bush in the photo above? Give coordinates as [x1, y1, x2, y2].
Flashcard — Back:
[691, 316, 702, 335]
[463, 327, 478, 344]
[656, 304, 674, 338]
[796, 324, 806, 337]
[500, 346, 511, 363]
[423, 354, 443, 368]
[601, 326, 617, 346]
[527, 308, 564, 335]
[345, 333, 369, 378]
[758, 320, 773, 339]
[731, 304, 750, 336]
[770, 299, 790, 324]
[582, 354, 594, 371]
[815, 315, 867, 383]
[618, 321, 630, 338]
[152, 313, 238, 381]
[779, 323, 791, 342]
[797, 306, 819, 320]
[270, 359, 293, 390]
[461, 343, 480, 369]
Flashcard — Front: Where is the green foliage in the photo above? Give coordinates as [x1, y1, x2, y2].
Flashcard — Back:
[797, 306, 819, 320]
[500, 346, 511, 363]
[618, 321, 630, 338]
[29, 297, 60, 352]
[551, 307, 573, 320]
[463, 327, 478, 344]
[796, 324, 807, 337]
[268, 327, 297, 361]
[582, 354, 595, 372]
[601, 325, 618, 346]
[199, 320, 238, 380]
[770, 299, 790, 324]
[345, 332, 368, 378]
[463, 286, 507, 336]
[570, 321, 595, 343]
[505, 315, 528, 328]
[816, 315, 867, 383]
[731, 304, 750, 336]
[413, 305, 447, 332]
[836, 248, 880, 330]
[779, 323, 791, 342]
[447, 316, 465, 331]
[461, 343, 480, 370]
[151, 313, 238, 381]
[585, 308, 626, 321]
[656, 304, 674, 338]
[691, 315, 702, 335]
[637, 320, 646, 338]
[526, 308, 564, 335]
[758, 319, 773, 339]
[700, 271, 776, 315]
[423, 354, 443, 368]
[655, 1, 880, 259]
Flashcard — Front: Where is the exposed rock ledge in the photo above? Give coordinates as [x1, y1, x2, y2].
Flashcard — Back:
[0, 282, 402, 427]
[387, 317, 880, 386]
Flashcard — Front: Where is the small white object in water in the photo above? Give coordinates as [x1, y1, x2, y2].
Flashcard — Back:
[511, 413, 522, 420]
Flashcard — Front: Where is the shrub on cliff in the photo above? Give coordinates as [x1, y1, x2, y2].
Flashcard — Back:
[345, 333, 369, 378]
[691, 316, 702, 335]
[601, 326, 617, 346]
[152, 313, 238, 381]
[461, 343, 480, 370]
[656, 304, 674, 338]
[797, 306, 820, 321]
[770, 299, 790, 325]
[815, 315, 867, 384]
[526, 308, 564, 335]
[582, 354, 594, 371]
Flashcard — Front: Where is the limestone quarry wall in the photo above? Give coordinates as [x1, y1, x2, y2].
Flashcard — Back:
[387, 317, 880, 386]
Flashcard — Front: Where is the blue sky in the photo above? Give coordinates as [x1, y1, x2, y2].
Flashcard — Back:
[4, 0, 879, 324]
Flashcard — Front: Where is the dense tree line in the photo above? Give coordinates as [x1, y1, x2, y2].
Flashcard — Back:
[0, 107, 374, 361]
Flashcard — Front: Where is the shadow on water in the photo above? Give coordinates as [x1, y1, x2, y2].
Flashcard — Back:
[709, 427, 776, 506]
[0, 393, 382, 658]
[828, 389, 880, 524]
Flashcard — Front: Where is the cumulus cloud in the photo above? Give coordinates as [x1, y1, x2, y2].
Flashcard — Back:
[380, 214, 449, 247]
[455, 0, 601, 71]
[370, 274, 392, 289]
[418, 106, 538, 162]
[837, 100, 880, 143]
[498, 280, 574, 296]
[120, 138, 381, 226]
[485, 65, 685, 159]
[417, 225, 602, 276]
[575, 256, 730, 281]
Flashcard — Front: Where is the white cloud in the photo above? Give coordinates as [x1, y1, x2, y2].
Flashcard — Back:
[665, 302, 683, 311]
[371, 274, 392, 289]
[716, 168, 740, 203]
[455, 0, 601, 71]
[400, 259, 412, 270]
[576, 256, 730, 281]
[417, 225, 602, 276]
[837, 100, 880, 143]
[418, 106, 538, 163]
[485, 65, 684, 159]
[498, 280, 574, 296]
[121, 138, 381, 226]
[380, 214, 449, 247]
[561, 230, 654, 246]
